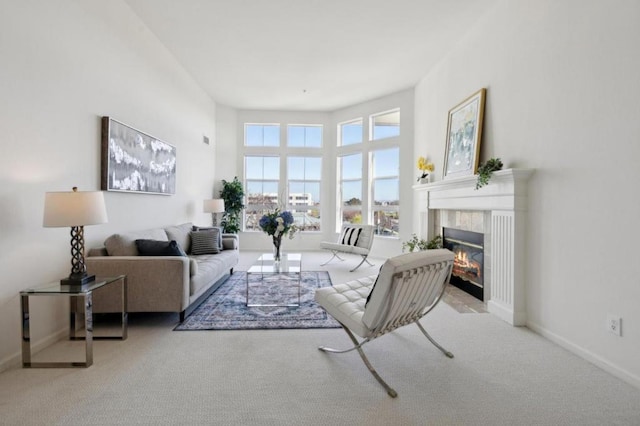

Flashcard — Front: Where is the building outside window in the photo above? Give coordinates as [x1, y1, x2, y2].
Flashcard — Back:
[245, 155, 280, 230]
[338, 153, 363, 225]
[287, 156, 321, 231]
[370, 147, 399, 236]
[243, 123, 323, 232]
[336, 109, 400, 235]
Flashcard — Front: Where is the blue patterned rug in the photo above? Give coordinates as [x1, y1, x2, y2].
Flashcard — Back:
[174, 271, 340, 330]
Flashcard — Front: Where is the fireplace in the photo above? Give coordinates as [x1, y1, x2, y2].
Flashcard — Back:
[443, 227, 484, 301]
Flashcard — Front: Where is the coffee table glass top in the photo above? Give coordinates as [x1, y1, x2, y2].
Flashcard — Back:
[247, 253, 302, 274]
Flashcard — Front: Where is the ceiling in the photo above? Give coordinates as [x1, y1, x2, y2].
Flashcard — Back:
[124, 0, 498, 111]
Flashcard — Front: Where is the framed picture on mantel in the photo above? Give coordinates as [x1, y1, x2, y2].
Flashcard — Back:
[101, 117, 176, 195]
[443, 88, 486, 180]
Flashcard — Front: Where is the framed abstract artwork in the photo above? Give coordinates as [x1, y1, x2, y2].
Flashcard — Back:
[443, 88, 486, 179]
[101, 117, 176, 195]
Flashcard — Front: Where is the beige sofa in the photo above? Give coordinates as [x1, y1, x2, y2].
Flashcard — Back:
[86, 222, 239, 322]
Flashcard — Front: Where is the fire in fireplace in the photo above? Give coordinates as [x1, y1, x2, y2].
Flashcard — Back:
[442, 227, 484, 301]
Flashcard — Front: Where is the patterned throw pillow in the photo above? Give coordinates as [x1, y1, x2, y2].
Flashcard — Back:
[340, 227, 363, 246]
[190, 229, 220, 255]
[192, 225, 223, 250]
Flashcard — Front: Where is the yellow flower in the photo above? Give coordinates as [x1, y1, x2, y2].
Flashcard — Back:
[417, 156, 434, 172]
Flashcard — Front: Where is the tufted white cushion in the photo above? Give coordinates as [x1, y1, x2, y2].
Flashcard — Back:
[314, 275, 376, 337]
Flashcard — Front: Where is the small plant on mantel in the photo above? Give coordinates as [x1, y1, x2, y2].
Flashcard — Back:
[475, 158, 504, 190]
[402, 234, 443, 252]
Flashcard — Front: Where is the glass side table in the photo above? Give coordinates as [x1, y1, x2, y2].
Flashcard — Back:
[20, 275, 127, 368]
[246, 253, 302, 307]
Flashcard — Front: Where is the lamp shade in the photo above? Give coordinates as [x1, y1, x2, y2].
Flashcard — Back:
[203, 199, 225, 213]
[43, 189, 108, 227]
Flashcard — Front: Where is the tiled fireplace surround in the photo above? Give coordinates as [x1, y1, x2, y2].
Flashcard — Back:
[414, 169, 534, 326]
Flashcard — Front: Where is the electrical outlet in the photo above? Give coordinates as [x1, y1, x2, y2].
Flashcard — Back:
[607, 315, 622, 336]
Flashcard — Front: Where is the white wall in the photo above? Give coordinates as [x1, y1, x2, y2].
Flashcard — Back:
[0, 0, 217, 369]
[414, 0, 640, 387]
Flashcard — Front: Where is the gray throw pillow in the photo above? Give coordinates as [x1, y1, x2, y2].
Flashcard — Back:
[190, 230, 220, 255]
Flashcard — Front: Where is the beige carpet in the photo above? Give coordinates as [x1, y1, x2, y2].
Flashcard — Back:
[1, 251, 639, 425]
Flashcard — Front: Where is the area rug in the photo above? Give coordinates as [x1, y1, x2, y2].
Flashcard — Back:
[174, 271, 340, 330]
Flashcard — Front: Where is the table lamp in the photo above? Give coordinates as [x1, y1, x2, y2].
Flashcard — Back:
[43, 187, 108, 287]
[203, 199, 225, 226]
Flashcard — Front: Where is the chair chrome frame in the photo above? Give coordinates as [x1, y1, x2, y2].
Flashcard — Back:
[320, 251, 374, 272]
[316, 252, 454, 397]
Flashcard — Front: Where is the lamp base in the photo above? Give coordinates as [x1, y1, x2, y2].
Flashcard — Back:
[61, 273, 96, 289]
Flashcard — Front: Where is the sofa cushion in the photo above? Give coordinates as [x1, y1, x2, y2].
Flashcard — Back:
[189, 251, 237, 295]
[135, 239, 187, 257]
[189, 258, 198, 277]
[190, 229, 220, 255]
[164, 223, 193, 254]
[192, 225, 223, 250]
[104, 228, 169, 256]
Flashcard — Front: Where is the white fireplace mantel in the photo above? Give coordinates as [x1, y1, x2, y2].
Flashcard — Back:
[413, 168, 534, 326]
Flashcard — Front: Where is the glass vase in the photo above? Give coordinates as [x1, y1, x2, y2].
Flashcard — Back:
[272, 236, 282, 263]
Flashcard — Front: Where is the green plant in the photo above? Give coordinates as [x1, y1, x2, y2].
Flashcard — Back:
[402, 234, 442, 252]
[219, 177, 245, 233]
[475, 158, 504, 190]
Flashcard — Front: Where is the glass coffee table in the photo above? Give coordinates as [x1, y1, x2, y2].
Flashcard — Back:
[246, 253, 302, 307]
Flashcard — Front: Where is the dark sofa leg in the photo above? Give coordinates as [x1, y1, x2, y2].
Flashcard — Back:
[179, 311, 186, 323]
[230, 268, 234, 275]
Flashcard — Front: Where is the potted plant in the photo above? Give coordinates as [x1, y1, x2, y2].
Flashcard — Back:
[219, 177, 245, 233]
[416, 156, 435, 183]
[475, 158, 503, 190]
[402, 234, 442, 252]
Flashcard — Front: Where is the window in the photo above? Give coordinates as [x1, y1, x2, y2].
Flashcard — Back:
[339, 153, 362, 225]
[243, 122, 324, 232]
[371, 110, 400, 140]
[338, 119, 363, 146]
[288, 125, 322, 148]
[287, 156, 322, 231]
[244, 156, 280, 230]
[245, 124, 280, 147]
[371, 147, 399, 236]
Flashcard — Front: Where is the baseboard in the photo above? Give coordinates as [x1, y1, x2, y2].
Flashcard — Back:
[527, 320, 640, 390]
[0, 327, 68, 373]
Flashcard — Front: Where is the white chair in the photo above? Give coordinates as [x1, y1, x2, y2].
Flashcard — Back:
[314, 249, 455, 397]
[320, 224, 375, 272]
